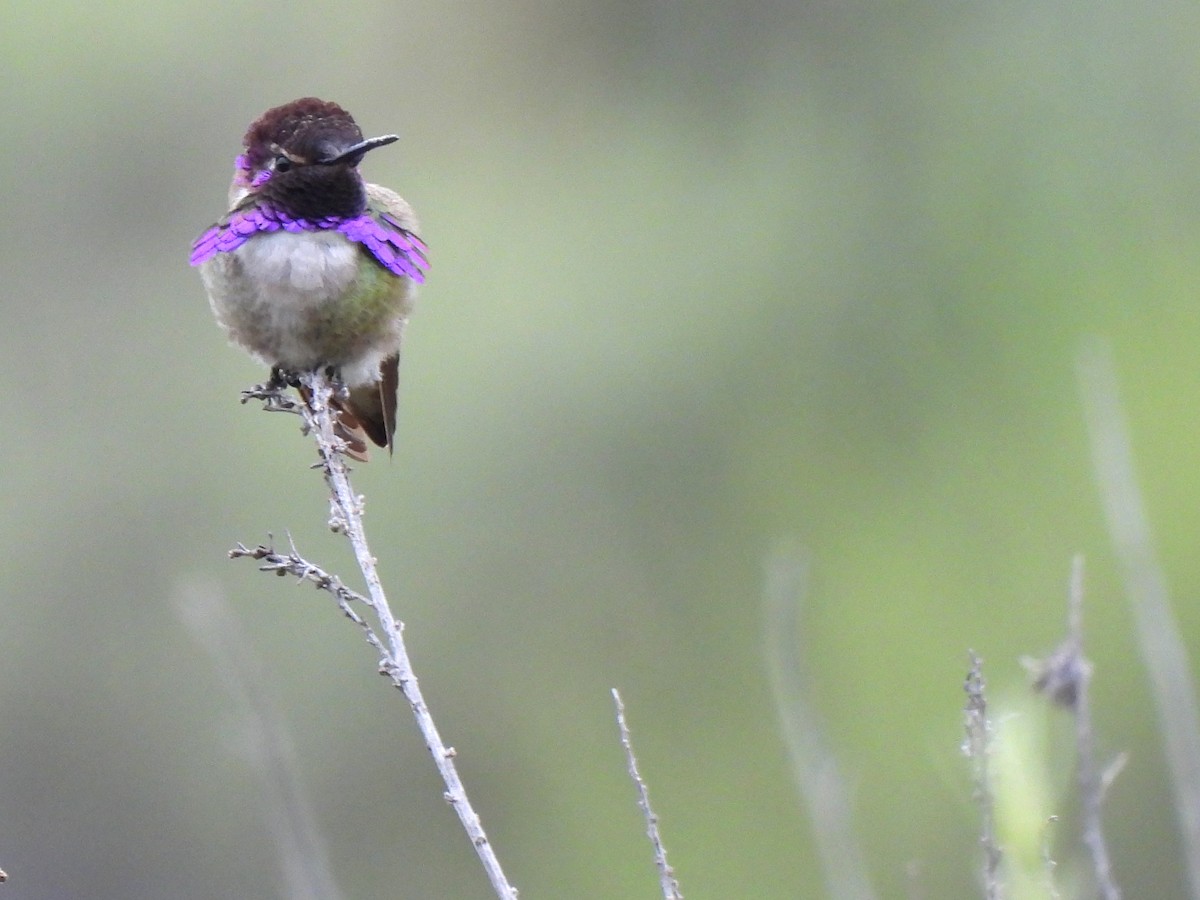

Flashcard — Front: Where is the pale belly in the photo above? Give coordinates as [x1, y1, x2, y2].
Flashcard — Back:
[200, 229, 412, 386]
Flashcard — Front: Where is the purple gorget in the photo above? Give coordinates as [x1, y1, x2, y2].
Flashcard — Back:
[190, 202, 429, 282]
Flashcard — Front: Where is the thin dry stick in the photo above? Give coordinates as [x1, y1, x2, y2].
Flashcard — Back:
[177, 580, 345, 900]
[763, 544, 879, 900]
[1026, 556, 1122, 899]
[612, 689, 683, 900]
[1068, 558, 1123, 900]
[963, 652, 1003, 900]
[234, 371, 519, 900]
[1078, 338, 1200, 900]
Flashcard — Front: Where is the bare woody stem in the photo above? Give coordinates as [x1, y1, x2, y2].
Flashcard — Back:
[612, 689, 683, 900]
[1025, 556, 1123, 900]
[963, 652, 1003, 900]
[235, 371, 519, 900]
[1065, 557, 1122, 900]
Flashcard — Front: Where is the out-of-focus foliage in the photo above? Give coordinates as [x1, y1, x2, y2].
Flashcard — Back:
[3, 1, 1200, 897]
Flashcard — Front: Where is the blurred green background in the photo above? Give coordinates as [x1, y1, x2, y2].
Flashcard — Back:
[4, 1, 1200, 897]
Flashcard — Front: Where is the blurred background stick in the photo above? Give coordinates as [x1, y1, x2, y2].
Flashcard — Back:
[1078, 338, 1200, 900]
[764, 544, 879, 900]
[177, 581, 345, 900]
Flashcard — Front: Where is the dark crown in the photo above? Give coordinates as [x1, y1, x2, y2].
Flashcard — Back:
[243, 98, 364, 171]
[241, 98, 370, 221]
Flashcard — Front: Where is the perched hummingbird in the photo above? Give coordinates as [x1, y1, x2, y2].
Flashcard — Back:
[190, 97, 428, 458]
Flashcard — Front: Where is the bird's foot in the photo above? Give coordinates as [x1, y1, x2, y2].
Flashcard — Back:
[320, 366, 351, 403]
[240, 366, 307, 411]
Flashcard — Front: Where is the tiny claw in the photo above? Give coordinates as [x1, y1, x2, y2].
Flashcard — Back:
[268, 366, 302, 389]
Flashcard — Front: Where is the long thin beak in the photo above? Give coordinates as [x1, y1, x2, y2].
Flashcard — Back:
[319, 134, 399, 165]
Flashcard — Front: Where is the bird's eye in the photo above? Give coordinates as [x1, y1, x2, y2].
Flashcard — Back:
[274, 156, 292, 173]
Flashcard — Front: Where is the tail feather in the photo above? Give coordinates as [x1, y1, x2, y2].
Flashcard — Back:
[344, 353, 399, 456]
[293, 355, 399, 462]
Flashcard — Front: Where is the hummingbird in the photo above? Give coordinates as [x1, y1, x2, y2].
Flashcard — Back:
[190, 97, 428, 459]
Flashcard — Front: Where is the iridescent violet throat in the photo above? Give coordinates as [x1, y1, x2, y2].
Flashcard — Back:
[191, 98, 429, 459]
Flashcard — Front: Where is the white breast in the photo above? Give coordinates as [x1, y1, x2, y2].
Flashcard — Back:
[203, 228, 363, 371]
[235, 229, 359, 304]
